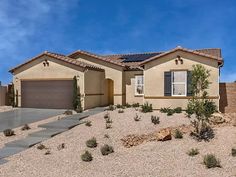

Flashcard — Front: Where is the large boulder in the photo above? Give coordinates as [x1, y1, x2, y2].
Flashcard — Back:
[156, 128, 172, 141]
[210, 113, 227, 125]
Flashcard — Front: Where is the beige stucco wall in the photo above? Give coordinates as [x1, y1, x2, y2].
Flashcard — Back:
[12, 55, 86, 108]
[84, 69, 106, 109]
[144, 50, 220, 109]
[75, 54, 125, 105]
[124, 70, 144, 105]
[0, 86, 7, 106]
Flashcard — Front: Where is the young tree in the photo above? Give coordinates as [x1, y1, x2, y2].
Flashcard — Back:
[186, 64, 217, 141]
[73, 76, 82, 112]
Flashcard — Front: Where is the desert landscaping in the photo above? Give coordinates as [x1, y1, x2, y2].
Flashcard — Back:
[0, 106, 235, 177]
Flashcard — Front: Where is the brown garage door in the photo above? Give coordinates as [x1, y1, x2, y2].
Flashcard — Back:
[21, 80, 73, 109]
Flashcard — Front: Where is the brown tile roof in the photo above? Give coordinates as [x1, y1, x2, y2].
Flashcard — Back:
[9, 51, 104, 73]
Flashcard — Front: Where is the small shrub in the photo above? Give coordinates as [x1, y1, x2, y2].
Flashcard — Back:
[174, 129, 183, 139]
[132, 103, 140, 108]
[100, 144, 114, 156]
[160, 107, 170, 113]
[44, 150, 51, 155]
[174, 107, 182, 113]
[106, 123, 112, 129]
[37, 144, 47, 150]
[21, 124, 31, 131]
[3, 129, 15, 137]
[85, 121, 92, 127]
[151, 115, 160, 125]
[134, 114, 141, 121]
[232, 148, 236, 157]
[203, 154, 221, 168]
[81, 151, 93, 162]
[125, 103, 131, 108]
[116, 104, 122, 109]
[64, 110, 73, 115]
[86, 137, 97, 148]
[104, 134, 110, 138]
[190, 124, 214, 141]
[107, 105, 115, 111]
[187, 148, 199, 156]
[104, 112, 110, 119]
[167, 109, 175, 116]
[118, 109, 124, 113]
[141, 102, 153, 113]
[75, 107, 83, 113]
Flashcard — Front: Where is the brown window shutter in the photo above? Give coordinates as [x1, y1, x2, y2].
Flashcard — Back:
[187, 71, 193, 96]
[164, 71, 171, 96]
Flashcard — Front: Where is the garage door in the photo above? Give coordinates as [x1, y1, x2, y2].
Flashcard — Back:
[21, 80, 73, 109]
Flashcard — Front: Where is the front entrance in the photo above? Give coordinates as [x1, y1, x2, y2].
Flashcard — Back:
[107, 79, 114, 105]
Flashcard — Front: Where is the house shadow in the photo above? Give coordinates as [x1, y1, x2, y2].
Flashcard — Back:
[219, 83, 228, 113]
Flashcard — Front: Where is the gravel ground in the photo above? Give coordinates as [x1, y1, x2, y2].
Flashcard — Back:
[0, 114, 66, 148]
[0, 108, 235, 177]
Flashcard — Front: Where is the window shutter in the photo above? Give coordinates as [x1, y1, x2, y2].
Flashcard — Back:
[164, 71, 171, 96]
[187, 71, 193, 96]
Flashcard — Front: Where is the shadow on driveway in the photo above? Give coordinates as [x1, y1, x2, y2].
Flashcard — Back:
[0, 108, 65, 132]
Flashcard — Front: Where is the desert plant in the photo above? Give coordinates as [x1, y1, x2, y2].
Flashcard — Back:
[64, 110, 73, 115]
[81, 151, 93, 162]
[37, 144, 47, 150]
[134, 113, 141, 121]
[44, 150, 51, 155]
[187, 65, 217, 141]
[125, 103, 131, 108]
[3, 129, 15, 137]
[73, 76, 82, 112]
[107, 105, 115, 111]
[187, 148, 199, 156]
[118, 109, 124, 113]
[174, 107, 182, 113]
[132, 103, 140, 108]
[141, 102, 153, 113]
[106, 123, 112, 129]
[116, 104, 122, 109]
[100, 144, 114, 156]
[85, 121, 92, 127]
[151, 115, 160, 125]
[104, 112, 110, 119]
[167, 109, 175, 116]
[160, 107, 170, 113]
[232, 148, 236, 157]
[173, 129, 183, 139]
[57, 143, 65, 150]
[86, 137, 97, 148]
[21, 124, 31, 131]
[203, 154, 221, 168]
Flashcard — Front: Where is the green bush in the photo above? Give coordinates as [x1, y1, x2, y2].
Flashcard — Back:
[187, 148, 199, 156]
[85, 121, 92, 127]
[107, 105, 115, 111]
[232, 148, 236, 157]
[203, 154, 221, 168]
[21, 124, 31, 131]
[151, 115, 160, 125]
[81, 151, 93, 162]
[116, 104, 122, 109]
[174, 129, 183, 139]
[167, 109, 175, 116]
[86, 137, 97, 148]
[100, 144, 114, 156]
[174, 107, 182, 113]
[190, 124, 214, 141]
[160, 107, 170, 113]
[141, 102, 153, 113]
[3, 129, 15, 137]
[203, 100, 217, 118]
[125, 103, 131, 108]
[132, 103, 140, 108]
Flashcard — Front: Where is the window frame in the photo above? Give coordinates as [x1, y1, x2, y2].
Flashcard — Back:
[134, 75, 144, 96]
[171, 71, 187, 97]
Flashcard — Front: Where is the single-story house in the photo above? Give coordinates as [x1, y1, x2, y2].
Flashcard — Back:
[10, 46, 223, 110]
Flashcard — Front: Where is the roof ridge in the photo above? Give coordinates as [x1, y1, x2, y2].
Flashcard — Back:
[103, 51, 164, 57]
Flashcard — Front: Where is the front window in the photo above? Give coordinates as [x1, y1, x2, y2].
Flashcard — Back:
[135, 75, 144, 95]
[172, 71, 187, 96]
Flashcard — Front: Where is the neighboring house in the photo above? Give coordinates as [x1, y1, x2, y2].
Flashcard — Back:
[9, 46, 223, 110]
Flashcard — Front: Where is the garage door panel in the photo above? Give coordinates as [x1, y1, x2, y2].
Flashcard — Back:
[21, 80, 73, 109]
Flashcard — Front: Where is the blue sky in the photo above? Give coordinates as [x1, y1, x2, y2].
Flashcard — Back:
[0, 0, 236, 84]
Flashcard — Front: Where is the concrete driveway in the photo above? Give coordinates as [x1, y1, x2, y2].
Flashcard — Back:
[0, 108, 65, 131]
